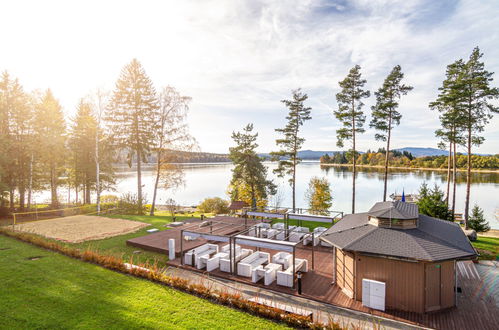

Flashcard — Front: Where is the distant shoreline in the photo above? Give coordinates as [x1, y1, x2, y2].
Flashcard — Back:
[319, 163, 499, 174]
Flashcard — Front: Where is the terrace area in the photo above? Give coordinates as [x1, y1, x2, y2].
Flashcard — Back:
[127, 213, 499, 329]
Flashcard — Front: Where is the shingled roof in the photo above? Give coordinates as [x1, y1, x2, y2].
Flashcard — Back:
[320, 209, 477, 262]
[368, 201, 419, 219]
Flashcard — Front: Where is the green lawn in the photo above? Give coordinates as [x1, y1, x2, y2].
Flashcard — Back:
[13, 212, 209, 268]
[472, 236, 499, 260]
[0, 234, 288, 329]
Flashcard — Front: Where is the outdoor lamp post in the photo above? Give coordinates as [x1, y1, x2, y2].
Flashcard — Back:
[297, 271, 303, 295]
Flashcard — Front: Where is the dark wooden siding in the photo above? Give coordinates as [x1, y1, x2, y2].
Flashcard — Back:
[355, 254, 425, 313]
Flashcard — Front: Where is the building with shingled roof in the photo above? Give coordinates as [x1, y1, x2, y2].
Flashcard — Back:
[320, 201, 477, 313]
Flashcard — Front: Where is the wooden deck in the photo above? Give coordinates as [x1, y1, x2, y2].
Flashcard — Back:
[129, 216, 499, 329]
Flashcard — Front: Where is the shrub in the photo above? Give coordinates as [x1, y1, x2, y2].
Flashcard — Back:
[118, 193, 147, 215]
[197, 197, 229, 214]
[100, 194, 119, 203]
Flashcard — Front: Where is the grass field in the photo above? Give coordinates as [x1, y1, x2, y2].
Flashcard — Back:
[0, 234, 288, 329]
[472, 236, 499, 260]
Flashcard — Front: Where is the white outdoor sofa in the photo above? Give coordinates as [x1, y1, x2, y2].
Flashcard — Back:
[303, 227, 327, 246]
[251, 263, 282, 285]
[276, 258, 308, 288]
[289, 227, 310, 242]
[204, 252, 229, 271]
[237, 251, 270, 277]
[219, 248, 253, 273]
[184, 243, 219, 267]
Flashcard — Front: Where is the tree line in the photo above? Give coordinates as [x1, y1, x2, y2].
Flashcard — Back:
[320, 149, 498, 170]
[0, 59, 194, 215]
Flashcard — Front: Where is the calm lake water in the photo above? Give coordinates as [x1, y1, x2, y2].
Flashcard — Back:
[33, 161, 499, 229]
[113, 162, 498, 229]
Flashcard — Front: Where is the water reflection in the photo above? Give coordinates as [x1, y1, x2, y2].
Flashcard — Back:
[33, 161, 499, 229]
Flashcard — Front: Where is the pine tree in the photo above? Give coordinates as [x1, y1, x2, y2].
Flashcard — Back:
[468, 204, 490, 233]
[270, 89, 311, 211]
[370, 65, 412, 201]
[430, 59, 466, 220]
[459, 47, 499, 228]
[305, 176, 332, 215]
[334, 65, 370, 213]
[69, 100, 97, 204]
[106, 59, 159, 214]
[34, 89, 66, 207]
[416, 183, 453, 221]
[229, 124, 275, 209]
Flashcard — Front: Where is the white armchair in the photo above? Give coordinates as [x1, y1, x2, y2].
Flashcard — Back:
[276, 258, 308, 287]
[272, 252, 292, 269]
[276, 225, 296, 240]
[219, 248, 252, 273]
[184, 244, 219, 267]
[237, 251, 270, 277]
[206, 252, 229, 271]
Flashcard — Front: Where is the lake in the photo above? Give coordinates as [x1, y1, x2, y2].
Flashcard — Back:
[112, 162, 499, 229]
[32, 161, 499, 229]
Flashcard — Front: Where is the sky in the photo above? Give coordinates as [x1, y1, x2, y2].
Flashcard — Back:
[1, 0, 498, 154]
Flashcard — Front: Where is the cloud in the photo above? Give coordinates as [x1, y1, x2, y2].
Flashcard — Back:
[0, 0, 498, 153]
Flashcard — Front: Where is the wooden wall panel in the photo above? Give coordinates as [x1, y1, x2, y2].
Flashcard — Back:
[355, 254, 425, 313]
[440, 260, 455, 309]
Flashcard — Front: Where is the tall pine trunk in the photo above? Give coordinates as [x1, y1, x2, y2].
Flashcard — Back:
[27, 153, 33, 209]
[292, 156, 296, 212]
[445, 142, 452, 204]
[351, 101, 356, 214]
[150, 150, 162, 216]
[95, 124, 101, 214]
[50, 163, 58, 207]
[136, 147, 143, 214]
[451, 141, 457, 220]
[465, 120, 472, 229]
[383, 115, 392, 202]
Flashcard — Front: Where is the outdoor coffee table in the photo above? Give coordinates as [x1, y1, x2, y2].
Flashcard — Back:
[252, 263, 282, 284]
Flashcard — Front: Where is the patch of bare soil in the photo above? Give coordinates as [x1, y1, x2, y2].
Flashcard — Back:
[13, 215, 149, 243]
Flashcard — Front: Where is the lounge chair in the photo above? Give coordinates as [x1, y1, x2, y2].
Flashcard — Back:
[237, 251, 270, 277]
[219, 248, 253, 273]
[184, 243, 218, 267]
[276, 258, 308, 288]
[272, 252, 292, 269]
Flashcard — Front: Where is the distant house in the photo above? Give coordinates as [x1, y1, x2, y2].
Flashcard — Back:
[229, 201, 248, 213]
[320, 201, 477, 313]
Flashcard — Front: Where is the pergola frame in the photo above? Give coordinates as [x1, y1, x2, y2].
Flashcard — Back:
[178, 220, 318, 289]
